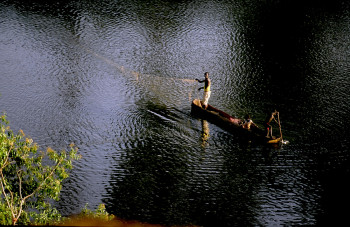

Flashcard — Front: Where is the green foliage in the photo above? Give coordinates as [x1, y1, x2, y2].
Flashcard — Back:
[61, 203, 116, 226]
[80, 203, 115, 221]
[0, 201, 12, 225]
[0, 114, 81, 225]
[29, 202, 63, 225]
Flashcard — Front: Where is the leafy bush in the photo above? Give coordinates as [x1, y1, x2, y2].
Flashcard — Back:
[61, 203, 116, 226]
[0, 114, 81, 225]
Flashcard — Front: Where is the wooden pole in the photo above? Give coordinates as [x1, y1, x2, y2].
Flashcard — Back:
[277, 112, 283, 141]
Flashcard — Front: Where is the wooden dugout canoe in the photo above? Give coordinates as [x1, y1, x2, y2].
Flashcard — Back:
[191, 99, 282, 144]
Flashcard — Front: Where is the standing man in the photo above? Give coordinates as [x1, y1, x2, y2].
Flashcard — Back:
[264, 110, 278, 138]
[196, 72, 211, 109]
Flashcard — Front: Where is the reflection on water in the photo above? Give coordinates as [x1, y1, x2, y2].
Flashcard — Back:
[201, 120, 210, 148]
[1, 0, 350, 226]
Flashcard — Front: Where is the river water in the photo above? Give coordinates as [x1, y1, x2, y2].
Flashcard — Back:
[1, 0, 349, 226]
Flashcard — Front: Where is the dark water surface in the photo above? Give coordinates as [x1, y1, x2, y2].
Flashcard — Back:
[1, 0, 350, 226]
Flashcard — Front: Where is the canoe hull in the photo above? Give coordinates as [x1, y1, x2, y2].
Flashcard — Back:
[191, 99, 282, 144]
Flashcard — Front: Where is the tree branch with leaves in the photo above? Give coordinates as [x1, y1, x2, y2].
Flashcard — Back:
[0, 114, 81, 225]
